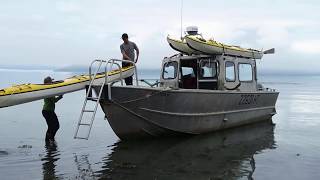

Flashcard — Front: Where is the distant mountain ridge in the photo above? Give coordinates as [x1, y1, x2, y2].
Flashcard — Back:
[0, 64, 54, 70]
[1, 65, 319, 76]
[54, 65, 88, 73]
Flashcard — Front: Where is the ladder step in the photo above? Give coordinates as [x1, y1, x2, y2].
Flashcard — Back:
[74, 137, 88, 140]
[83, 110, 94, 112]
[79, 123, 91, 126]
[87, 97, 99, 101]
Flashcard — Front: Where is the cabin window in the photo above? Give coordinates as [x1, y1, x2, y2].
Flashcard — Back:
[199, 60, 217, 79]
[182, 67, 196, 77]
[239, 63, 253, 81]
[163, 61, 177, 79]
[225, 61, 235, 82]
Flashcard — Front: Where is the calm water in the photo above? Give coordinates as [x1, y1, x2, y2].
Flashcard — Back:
[0, 69, 320, 180]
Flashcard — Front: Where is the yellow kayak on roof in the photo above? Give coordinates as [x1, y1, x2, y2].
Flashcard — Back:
[167, 35, 200, 55]
[185, 35, 264, 59]
[0, 66, 134, 108]
[168, 26, 273, 58]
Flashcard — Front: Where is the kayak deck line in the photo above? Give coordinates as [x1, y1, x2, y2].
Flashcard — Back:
[185, 35, 260, 53]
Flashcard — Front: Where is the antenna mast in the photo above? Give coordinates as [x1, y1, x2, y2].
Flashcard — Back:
[180, 0, 183, 39]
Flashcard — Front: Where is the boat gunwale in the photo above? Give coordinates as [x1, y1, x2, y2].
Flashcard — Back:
[105, 85, 280, 95]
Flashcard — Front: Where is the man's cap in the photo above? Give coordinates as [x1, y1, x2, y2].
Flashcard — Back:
[122, 33, 128, 39]
[44, 76, 54, 84]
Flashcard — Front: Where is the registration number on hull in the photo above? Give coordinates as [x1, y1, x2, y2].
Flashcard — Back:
[238, 94, 260, 105]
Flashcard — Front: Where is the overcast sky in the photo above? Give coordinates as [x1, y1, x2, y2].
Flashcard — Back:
[1, 0, 319, 72]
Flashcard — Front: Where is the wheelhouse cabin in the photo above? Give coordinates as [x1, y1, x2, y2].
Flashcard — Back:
[160, 54, 258, 91]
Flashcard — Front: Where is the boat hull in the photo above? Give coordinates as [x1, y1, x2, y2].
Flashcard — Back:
[95, 86, 279, 140]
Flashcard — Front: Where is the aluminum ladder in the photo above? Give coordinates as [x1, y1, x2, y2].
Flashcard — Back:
[74, 59, 138, 140]
[74, 59, 108, 140]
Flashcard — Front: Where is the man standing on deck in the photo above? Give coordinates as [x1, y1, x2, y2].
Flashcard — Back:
[120, 33, 139, 85]
[42, 76, 63, 143]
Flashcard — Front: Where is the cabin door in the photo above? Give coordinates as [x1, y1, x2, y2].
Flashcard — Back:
[198, 59, 218, 90]
[162, 61, 179, 88]
[224, 60, 240, 90]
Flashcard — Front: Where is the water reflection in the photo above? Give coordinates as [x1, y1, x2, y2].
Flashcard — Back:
[41, 142, 60, 180]
[41, 142, 98, 180]
[96, 121, 276, 180]
[74, 154, 97, 180]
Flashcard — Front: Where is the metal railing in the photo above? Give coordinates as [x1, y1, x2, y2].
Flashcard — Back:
[104, 59, 139, 86]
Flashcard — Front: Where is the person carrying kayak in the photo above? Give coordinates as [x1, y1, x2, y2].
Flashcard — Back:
[42, 76, 63, 142]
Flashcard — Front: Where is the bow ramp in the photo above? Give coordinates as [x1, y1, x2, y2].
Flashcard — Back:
[0, 59, 135, 108]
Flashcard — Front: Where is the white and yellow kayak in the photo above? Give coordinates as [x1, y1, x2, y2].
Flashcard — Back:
[0, 66, 134, 108]
[185, 35, 264, 59]
[167, 35, 200, 55]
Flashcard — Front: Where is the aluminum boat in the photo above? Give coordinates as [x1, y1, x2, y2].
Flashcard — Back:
[85, 53, 278, 140]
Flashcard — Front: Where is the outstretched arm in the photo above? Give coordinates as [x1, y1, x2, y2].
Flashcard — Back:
[135, 48, 139, 63]
[134, 43, 139, 63]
